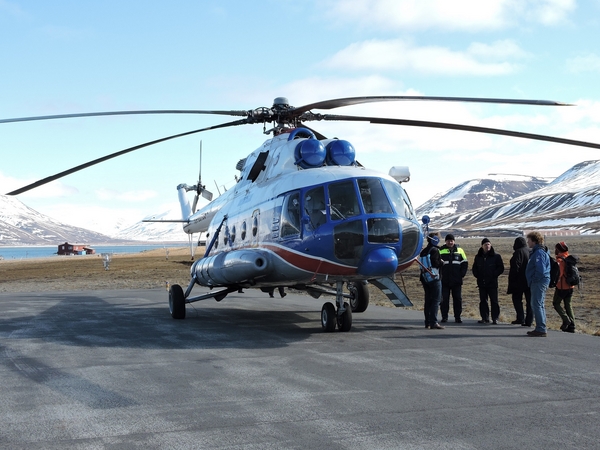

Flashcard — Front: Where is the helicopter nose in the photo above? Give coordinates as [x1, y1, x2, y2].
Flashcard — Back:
[357, 248, 398, 277]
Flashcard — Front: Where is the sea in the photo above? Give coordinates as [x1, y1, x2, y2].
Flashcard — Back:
[0, 244, 180, 260]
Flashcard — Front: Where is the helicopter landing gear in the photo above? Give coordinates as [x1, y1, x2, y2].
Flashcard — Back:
[321, 281, 352, 332]
[169, 284, 186, 319]
[321, 302, 336, 332]
[348, 281, 370, 313]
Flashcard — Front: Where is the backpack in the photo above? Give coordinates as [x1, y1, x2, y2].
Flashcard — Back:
[420, 252, 440, 283]
[549, 256, 560, 288]
[559, 255, 581, 287]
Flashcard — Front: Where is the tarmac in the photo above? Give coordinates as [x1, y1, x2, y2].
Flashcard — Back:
[1, 288, 599, 449]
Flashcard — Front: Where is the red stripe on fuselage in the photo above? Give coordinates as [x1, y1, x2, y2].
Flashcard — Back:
[262, 244, 357, 276]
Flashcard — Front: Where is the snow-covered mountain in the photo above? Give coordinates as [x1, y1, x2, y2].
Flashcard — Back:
[416, 174, 551, 220]
[424, 160, 600, 235]
[114, 208, 191, 242]
[5, 160, 600, 246]
[0, 195, 118, 245]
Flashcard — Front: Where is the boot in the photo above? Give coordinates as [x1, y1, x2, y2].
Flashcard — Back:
[566, 322, 575, 333]
[560, 319, 571, 331]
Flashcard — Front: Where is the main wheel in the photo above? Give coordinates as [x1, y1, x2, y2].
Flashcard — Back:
[349, 281, 370, 313]
[169, 284, 186, 319]
[321, 302, 336, 332]
[337, 302, 352, 332]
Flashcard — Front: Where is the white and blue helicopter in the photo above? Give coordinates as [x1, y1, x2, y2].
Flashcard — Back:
[4, 95, 600, 332]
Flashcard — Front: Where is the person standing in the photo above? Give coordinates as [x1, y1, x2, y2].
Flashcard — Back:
[507, 237, 532, 326]
[419, 232, 445, 330]
[552, 241, 576, 333]
[439, 233, 468, 323]
[525, 231, 551, 337]
[472, 238, 504, 324]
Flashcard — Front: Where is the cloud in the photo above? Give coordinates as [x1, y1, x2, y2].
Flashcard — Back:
[320, 0, 576, 31]
[322, 39, 526, 76]
[566, 53, 600, 73]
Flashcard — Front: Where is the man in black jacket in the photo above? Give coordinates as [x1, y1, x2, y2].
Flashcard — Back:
[507, 237, 531, 326]
[419, 232, 445, 330]
[472, 238, 505, 324]
[439, 233, 468, 323]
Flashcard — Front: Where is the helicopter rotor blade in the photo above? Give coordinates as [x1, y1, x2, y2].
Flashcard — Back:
[293, 96, 572, 115]
[0, 109, 250, 125]
[320, 114, 600, 150]
[6, 118, 249, 196]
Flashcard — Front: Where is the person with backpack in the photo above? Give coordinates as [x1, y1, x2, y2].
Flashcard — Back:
[525, 231, 551, 337]
[419, 232, 445, 330]
[472, 238, 505, 324]
[439, 233, 468, 323]
[507, 236, 532, 326]
[552, 241, 578, 333]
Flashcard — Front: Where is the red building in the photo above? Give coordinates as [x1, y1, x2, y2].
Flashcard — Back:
[57, 242, 96, 255]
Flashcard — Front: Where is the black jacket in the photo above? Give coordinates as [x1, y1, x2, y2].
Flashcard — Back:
[472, 247, 505, 288]
[507, 237, 529, 294]
[439, 244, 468, 286]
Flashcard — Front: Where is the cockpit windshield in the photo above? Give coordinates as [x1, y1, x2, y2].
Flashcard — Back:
[358, 178, 393, 214]
[328, 180, 360, 221]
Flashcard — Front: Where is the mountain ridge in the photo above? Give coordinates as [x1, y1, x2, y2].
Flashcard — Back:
[3, 160, 600, 246]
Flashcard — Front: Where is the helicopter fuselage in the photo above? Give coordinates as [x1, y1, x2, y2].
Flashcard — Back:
[179, 130, 423, 289]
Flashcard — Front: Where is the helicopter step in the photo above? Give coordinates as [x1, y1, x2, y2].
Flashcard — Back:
[368, 277, 413, 307]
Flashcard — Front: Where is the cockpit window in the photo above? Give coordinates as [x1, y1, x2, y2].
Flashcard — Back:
[328, 180, 360, 221]
[304, 186, 326, 230]
[281, 192, 301, 237]
[358, 178, 393, 214]
[382, 179, 414, 219]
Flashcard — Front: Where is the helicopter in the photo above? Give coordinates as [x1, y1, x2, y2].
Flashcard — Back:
[4, 95, 600, 332]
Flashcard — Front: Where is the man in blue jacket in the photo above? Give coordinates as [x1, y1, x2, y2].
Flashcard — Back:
[525, 231, 551, 337]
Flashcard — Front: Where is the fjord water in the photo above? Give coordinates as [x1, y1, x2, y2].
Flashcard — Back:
[0, 244, 176, 260]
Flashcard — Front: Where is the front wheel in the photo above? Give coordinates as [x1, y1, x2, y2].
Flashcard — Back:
[349, 281, 370, 313]
[321, 302, 336, 332]
[169, 284, 186, 319]
[337, 302, 352, 332]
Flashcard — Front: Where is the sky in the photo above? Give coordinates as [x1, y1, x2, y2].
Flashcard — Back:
[1, 0, 600, 236]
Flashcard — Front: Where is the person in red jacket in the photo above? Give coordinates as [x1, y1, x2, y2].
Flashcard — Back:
[552, 242, 576, 333]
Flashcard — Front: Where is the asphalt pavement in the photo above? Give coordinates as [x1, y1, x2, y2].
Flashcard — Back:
[1, 289, 599, 449]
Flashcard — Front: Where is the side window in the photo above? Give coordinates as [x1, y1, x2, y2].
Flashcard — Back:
[328, 180, 359, 221]
[252, 215, 258, 237]
[304, 186, 326, 229]
[281, 192, 301, 238]
[358, 178, 393, 214]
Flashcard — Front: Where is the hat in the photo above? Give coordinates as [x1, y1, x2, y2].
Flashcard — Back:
[481, 238, 490, 245]
[445, 233, 455, 241]
[555, 241, 568, 252]
[427, 233, 440, 246]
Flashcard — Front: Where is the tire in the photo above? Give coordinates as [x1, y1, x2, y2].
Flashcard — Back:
[321, 302, 336, 332]
[337, 302, 352, 332]
[349, 281, 370, 313]
[169, 284, 186, 319]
